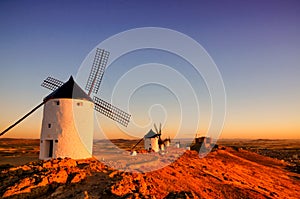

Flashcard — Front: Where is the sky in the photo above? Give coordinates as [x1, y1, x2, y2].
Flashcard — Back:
[0, 0, 299, 139]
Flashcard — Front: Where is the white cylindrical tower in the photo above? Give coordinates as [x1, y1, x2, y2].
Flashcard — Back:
[144, 129, 159, 152]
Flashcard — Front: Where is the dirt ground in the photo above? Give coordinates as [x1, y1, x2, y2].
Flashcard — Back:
[0, 138, 39, 168]
[0, 138, 299, 198]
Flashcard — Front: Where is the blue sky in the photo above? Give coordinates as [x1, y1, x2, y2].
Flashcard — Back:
[0, 0, 299, 139]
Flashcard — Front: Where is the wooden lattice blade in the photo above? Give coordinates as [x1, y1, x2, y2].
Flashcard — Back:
[93, 96, 130, 127]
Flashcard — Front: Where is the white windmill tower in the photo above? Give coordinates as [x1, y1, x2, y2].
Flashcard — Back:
[144, 129, 159, 152]
[0, 48, 131, 160]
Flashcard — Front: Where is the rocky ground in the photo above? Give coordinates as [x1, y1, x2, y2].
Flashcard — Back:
[1, 146, 300, 199]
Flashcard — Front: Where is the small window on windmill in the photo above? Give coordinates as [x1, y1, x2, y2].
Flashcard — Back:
[77, 102, 83, 106]
[48, 123, 51, 128]
[54, 100, 60, 106]
[55, 140, 58, 143]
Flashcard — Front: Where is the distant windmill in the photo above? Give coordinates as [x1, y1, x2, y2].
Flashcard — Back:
[0, 48, 131, 160]
[142, 123, 163, 152]
[164, 136, 171, 147]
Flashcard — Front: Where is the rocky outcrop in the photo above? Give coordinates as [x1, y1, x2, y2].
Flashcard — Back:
[1, 148, 300, 199]
[0, 157, 105, 198]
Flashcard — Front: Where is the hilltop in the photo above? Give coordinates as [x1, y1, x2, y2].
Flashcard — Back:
[1, 146, 299, 199]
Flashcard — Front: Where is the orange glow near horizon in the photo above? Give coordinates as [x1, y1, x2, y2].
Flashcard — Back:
[2, 119, 299, 140]
[0, 98, 299, 140]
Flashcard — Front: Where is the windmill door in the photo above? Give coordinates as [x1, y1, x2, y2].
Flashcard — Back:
[45, 140, 53, 158]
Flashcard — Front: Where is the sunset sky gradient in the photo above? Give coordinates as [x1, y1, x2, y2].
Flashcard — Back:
[0, 1, 299, 139]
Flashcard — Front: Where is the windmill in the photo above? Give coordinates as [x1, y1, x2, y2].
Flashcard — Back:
[0, 48, 131, 160]
[141, 123, 161, 152]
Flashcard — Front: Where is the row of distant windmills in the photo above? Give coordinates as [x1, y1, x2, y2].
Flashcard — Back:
[0, 48, 171, 160]
[143, 123, 171, 152]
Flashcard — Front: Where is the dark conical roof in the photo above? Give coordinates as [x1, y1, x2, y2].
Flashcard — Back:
[44, 76, 93, 102]
[144, 129, 159, 138]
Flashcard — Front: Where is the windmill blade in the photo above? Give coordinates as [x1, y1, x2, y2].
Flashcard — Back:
[41, 77, 64, 91]
[154, 123, 159, 134]
[159, 122, 162, 134]
[85, 48, 110, 96]
[0, 101, 45, 136]
[131, 138, 144, 150]
[93, 96, 130, 127]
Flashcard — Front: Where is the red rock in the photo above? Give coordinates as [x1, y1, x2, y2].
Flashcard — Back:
[71, 172, 86, 183]
[58, 158, 77, 167]
[43, 161, 52, 168]
[49, 169, 68, 184]
[3, 177, 35, 197]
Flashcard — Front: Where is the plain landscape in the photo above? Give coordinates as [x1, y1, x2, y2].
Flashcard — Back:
[0, 138, 299, 198]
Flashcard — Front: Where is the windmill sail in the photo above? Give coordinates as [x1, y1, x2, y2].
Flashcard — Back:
[85, 48, 110, 96]
[159, 123, 162, 134]
[154, 123, 159, 134]
[131, 138, 144, 150]
[41, 77, 64, 91]
[93, 96, 131, 127]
